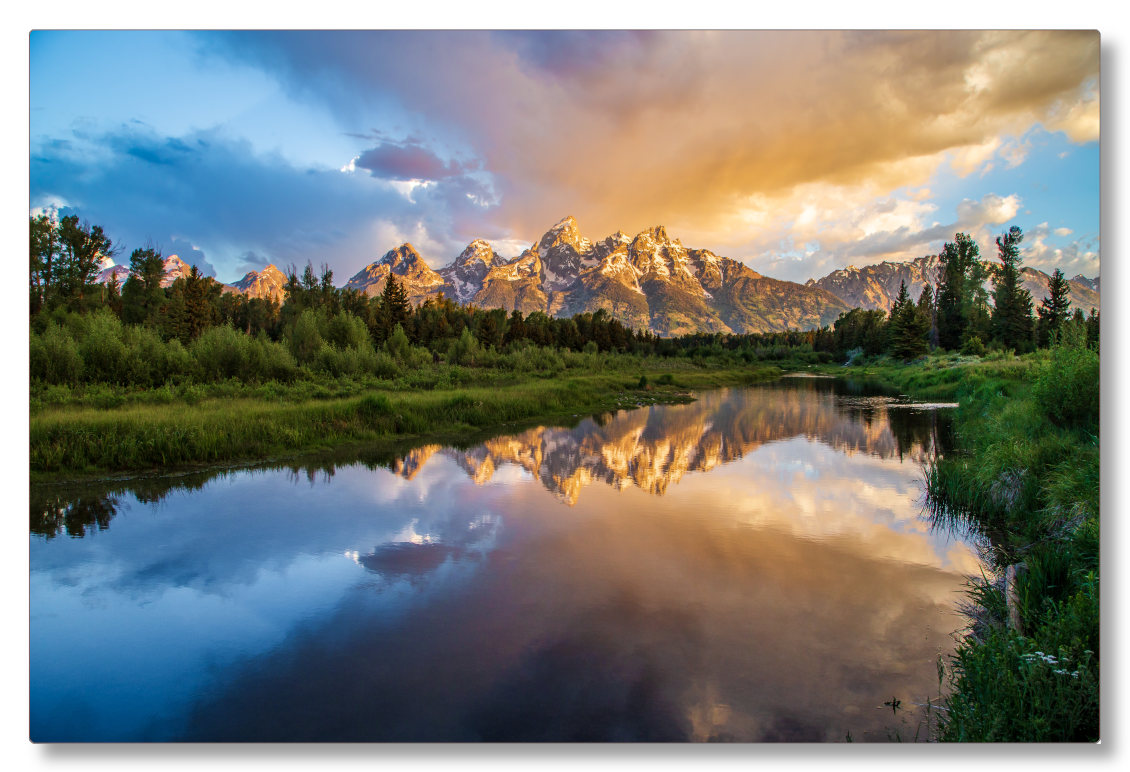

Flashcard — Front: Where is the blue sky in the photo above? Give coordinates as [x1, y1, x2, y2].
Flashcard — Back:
[30, 30, 1100, 284]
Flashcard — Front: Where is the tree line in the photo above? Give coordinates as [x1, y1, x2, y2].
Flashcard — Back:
[31, 214, 1099, 386]
[829, 226, 1098, 361]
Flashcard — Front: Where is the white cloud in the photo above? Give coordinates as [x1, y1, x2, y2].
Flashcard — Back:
[956, 193, 1021, 226]
[1021, 223, 1100, 277]
[1054, 227, 1074, 236]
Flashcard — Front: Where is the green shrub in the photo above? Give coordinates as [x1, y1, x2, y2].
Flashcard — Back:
[385, 324, 412, 361]
[961, 335, 986, 357]
[323, 311, 370, 351]
[192, 324, 250, 381]
[657, 373, 674, 385]
[448, 327, 480, 366]
[78, 310, 129, 384]
[638, 374, 649, 388]
[1033, 346, 1099, 428]
[289, 310, 324, 366]
[370, 350, 402, 379]
[30, 324, 83, 385]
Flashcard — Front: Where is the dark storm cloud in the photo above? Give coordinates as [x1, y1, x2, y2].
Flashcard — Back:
[30, 124, 483, 281]
[355, 141, 473, 181]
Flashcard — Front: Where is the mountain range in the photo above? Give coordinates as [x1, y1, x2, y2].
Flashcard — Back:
[809, 256, 1100, 315]
[337, 216, 851, 334]
[96, 217, 1099, 333]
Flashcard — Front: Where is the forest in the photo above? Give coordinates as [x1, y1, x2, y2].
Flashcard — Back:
[30, 215, 1099, 393]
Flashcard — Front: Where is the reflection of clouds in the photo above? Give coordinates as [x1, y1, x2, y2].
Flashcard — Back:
[31, 380, 979, 742]
[181, 473, 974, 740]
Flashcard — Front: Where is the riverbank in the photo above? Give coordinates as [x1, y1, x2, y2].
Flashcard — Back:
[30, 365, 781, 482]
[822, 348, 1100, 742]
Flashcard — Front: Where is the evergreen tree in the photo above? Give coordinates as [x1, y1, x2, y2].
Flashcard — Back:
[1036, 268, 1072, 348]
[936, 233, 981, 350]
[1086, 309, 1100, 349]
[990, 226, 1034, 351]
[917, 282, 936, 349]
[103, 272, 124, 317]
[378, 274, 411, 342]
[121, 244, 168, 325]
[476, 312, 500, 348]
[888, 281, 929, 360]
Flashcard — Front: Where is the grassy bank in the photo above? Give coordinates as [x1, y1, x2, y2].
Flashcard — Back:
[30, 365, 780, 481]
[830, 347, 1099, 742]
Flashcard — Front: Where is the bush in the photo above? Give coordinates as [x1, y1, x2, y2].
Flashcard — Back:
[1033, 346, 1099, 428]
[289, 310, 324, 366]
[638, 374, 649, 388]
[78, 310, 129, 384]
[30, 323, 83, 385]
[961, 336, 986, 357]
[385, 324, 412, 361]
[323, 311, 370, 351]
[448, 327, 480, 366]
[657, 373, 674, 385]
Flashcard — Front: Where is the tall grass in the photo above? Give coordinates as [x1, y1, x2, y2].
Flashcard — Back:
[30, 368, 779, 477]
[848, 345, 1100, 742]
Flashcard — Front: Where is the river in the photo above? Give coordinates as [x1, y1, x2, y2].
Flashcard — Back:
[30, 376, 977, 742]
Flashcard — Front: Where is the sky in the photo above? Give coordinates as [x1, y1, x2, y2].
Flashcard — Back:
[29, 30, 1100, 285]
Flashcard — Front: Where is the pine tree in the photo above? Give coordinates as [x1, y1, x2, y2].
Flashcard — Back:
[886, 281, 907, 357]
[936, 233, 981, 350]
[121, 243, 168, 326]
[1036, 268, 1072, 348]
[104, 271, 123, 317]
[990, 226, 1034, 351]
[887, 281, 928, 360]
[1086, 309, 1100, 349]
[378, 274, 411, 341]
[917, 282, 936, 349]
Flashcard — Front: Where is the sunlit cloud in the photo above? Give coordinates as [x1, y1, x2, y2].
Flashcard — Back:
[31, 30, 1099, 284]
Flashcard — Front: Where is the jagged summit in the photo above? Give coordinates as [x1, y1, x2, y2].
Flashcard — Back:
[430, 216, 849, 334]
[344, 243, 444, 303]
[808, 257, 1099, 314]
[440, 240, 507, 303]
[234, 264, 287, 301]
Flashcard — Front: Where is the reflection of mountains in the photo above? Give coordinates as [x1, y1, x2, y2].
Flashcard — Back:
[30, 380, 949, 538]
[391, 383, 949, 505]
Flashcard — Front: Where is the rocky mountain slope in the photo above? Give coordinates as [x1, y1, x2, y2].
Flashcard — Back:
[349, 217, 845, 334]
[809, 256, 1100, 314]
[343, 244, 446, 306]
[92, 222, 1097, 333]
[1071, 274, 1100, 294]
[807, 257, 943, 312]
[98, 255, 243, 293]
[1020, 268, 1100, 314]
[232, 264, 288, 301]
[96, 264, 130, 285]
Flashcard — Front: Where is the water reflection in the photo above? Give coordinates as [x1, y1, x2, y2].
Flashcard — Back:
[30, 377, 972, 742]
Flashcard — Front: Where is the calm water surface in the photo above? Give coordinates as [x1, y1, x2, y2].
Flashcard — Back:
[30, 377, 976, 742]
